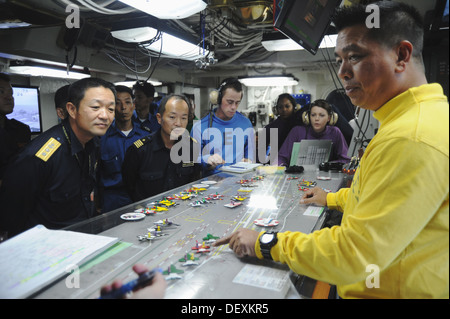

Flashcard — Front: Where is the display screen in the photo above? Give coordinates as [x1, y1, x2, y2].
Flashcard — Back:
[274, 0, 341, 55]
[6, 85, 42, 134]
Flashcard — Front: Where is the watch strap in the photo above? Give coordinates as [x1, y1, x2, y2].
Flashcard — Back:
[259, 232, 278, 260]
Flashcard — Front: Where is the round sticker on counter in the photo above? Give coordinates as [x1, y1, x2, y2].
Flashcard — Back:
[192, 183, 209, 188]
[120, 212, 146, 221]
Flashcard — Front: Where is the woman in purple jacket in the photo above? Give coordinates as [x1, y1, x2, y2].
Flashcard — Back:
[278, 99, 350, 166]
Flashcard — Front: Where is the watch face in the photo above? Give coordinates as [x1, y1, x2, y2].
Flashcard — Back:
[261, 233, 274, 244]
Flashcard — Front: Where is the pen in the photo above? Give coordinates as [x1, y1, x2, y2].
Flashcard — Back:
[229, 165, 246, 169]
[99, 268, 161, 299]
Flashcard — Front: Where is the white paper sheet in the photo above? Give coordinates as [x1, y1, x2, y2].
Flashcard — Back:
[232, 264, 290, 294]
[303, 206, 324, 217]
[0, 225, 118, 299]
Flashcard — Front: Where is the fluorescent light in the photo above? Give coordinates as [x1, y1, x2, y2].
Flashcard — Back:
[118, 0, 207, 19]
[111, 27, 158, 43]
[262, 34, 338, 52]
[239, 75, 298, 87]
[111, 27, 209, 61]
[8, 65, 90, 80]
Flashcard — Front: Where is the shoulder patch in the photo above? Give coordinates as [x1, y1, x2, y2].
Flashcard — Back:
[134, 136, 152, 149]
[134, 138, 145, 149]
[35, 137, 61, 162]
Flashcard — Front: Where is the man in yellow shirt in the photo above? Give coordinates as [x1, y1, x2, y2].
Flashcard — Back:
[214, 1, 449, 298]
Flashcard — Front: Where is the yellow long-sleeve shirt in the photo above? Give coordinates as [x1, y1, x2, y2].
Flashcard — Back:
[256, 83, 449, 298]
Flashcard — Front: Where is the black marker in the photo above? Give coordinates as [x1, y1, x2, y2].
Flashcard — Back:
[99, 268, 161, 299]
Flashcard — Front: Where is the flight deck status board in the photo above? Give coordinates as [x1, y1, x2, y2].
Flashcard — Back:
[34, 169, 344, 299]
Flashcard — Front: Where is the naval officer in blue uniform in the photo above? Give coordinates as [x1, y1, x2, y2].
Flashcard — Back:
[0, 78, 116, 237]
[132, 81, 160, 133]
[99, 85, 149, 212]
[122, 94, 201, 202]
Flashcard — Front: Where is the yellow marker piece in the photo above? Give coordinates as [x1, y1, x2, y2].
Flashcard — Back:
[35, 138, 61, 162]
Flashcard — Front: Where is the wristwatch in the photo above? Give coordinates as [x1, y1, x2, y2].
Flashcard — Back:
[259, 231, 278, 260]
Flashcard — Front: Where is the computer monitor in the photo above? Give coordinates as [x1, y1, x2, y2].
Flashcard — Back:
[274, 0, 341, 55]
[6, 85, 43, 134]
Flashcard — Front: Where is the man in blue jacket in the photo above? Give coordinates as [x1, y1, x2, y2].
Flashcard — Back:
[99, 85, 149, 212]
[132, 81, 160, 133]
[191, 78, 255, 175]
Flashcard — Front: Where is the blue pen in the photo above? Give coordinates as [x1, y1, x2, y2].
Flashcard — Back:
[99, 268, 161, 299]
[229, 165, 246, 169]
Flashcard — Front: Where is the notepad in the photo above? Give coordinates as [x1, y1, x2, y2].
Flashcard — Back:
[219, 162, 263, 173]
[0, 225, 119, 299]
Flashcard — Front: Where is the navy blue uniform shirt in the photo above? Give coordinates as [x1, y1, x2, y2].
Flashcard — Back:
[122, 129, 201, 202]
[0, 119, 100, 236]
[132, 109, 160, 134]
[99, 120, 150, 212]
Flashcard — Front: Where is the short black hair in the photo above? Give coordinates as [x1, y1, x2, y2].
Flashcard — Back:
[132, 81, 155, 98]
[333, 1, 424, 58]
[183, 93, 195, 114]
[0, 73, 11, 83]
[54, 84, 70, 110]
[276, 93, 296, 109]
[217, 78, 243, 105]
[219, 78, 243, 95]
[115, 85, 134, 98]
[68, 78, 116, 109]
[183, 93, 195, 106]
[158, 94, 190, 116]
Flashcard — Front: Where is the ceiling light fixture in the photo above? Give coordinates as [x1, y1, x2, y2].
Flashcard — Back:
[8, 62, 90, 80]
[262, 34, 338, 52]
[111, 27, 209, 61]
[239, 75, 298, 87]
[118, 0, 207, 19]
